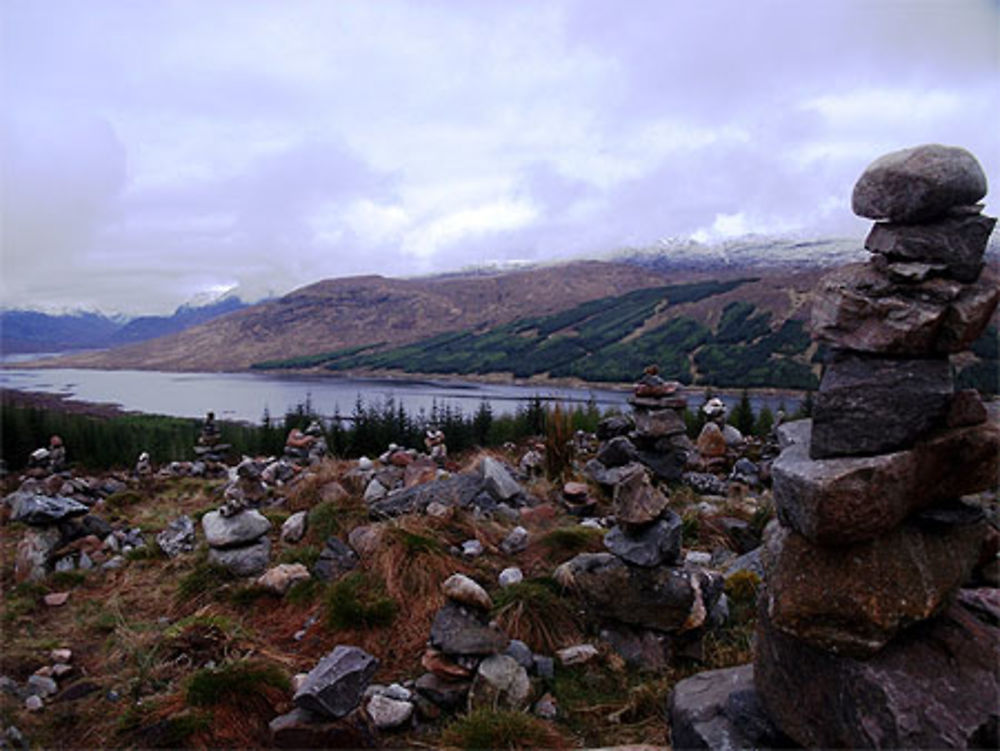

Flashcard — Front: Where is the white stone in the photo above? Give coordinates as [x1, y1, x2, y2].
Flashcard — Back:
[557, 644, 600, 666]
[461, 539, 484, 558]
[684, 550, 713, 567]
[366, 694, 413, 730]
[441, 573, 493, 611]
[281, 511, 308, 543]
[498, 567, 523, 588]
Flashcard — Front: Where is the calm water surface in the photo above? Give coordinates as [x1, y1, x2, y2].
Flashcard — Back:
[0, 367, 800, 423]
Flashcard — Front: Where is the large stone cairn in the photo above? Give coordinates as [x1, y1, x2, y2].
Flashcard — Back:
[753, 144, 1000, 748]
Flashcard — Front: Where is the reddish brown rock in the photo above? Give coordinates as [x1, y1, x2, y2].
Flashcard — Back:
[946, 388, 988, 428]
[421, 648, 473, 680]
[403, 457, 437, 488]
[773, 409, 1000, 544]
[755, 596, 1000, 749]
[695, 422, 728, 458]
[612, 469, 669, 526]
[811, 263, 998, 355]
[319, 481, 349, 505]
[762, 517, 984, 657]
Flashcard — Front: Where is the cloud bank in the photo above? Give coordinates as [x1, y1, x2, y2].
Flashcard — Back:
[2, 0, 997, 312]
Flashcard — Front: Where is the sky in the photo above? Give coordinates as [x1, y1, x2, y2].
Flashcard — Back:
[2, 0, 998, 314]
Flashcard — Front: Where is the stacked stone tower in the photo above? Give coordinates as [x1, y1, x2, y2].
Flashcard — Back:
[754, 144, 1000, 748]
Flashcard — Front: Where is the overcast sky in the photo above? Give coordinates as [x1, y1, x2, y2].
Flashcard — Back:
[2, 0, 998, 314]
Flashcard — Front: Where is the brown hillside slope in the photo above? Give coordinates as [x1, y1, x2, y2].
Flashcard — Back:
[47, 261, 687, 372]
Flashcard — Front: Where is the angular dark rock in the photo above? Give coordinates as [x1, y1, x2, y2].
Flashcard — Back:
[554, 552, 721, 633]
[762, 516, 984, 656]
[481, 457, 523, 502]
[636, 448, 687, 483]
[294, 646, 379, 719]
[603, 513, 682, 567]
[313, 537, 359, 581]
[414, 673, 471, 710]
[612, 469, 669, 527]
[851, 143, 988, 222]
[366, 473, 484, 518]
[599, 622, 671, 670]
[596, 414, 634, 440]
[755, 597, 1000, 749]
[58, 514, 113, 544]
[206, 536, 271, 576]
[668, 664, 791, 751]
[865, 213, 995, 283]
[946, 388, 988, 428]
[633, 408, 686, 438]
[270, 706, 378, 749]
[773, 410, 999, 544]
[811, 263, 999, 355]
[11, 495, 88, 526]
[156, 515, 195, 558]
[429, 601, 509, 656]
[584, 459, 645, 488]
[596, 436, 639, 468]
[810, 353, 953, 458]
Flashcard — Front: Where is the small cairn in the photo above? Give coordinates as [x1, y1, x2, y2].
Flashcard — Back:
[201, 503, 272, 577]
[284, 420, 328, 466]
[424, 429, 447, 467]
[26, 435, 66, 477]
[193, 411, 229, 466]
[584, 365, 692, 488]
[668, 144, 1000, 749]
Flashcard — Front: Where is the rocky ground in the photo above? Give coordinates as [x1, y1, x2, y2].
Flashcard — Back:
[0, 403, 785, 750]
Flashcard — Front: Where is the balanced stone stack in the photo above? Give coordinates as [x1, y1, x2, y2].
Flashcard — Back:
[193, 412, 229, 465]
[585, 367, 692, 487]
[556, 468, 724, 668]
[417, 574, 520, 713]
[754, 144, 1000, 748]
[202, 507, 272, 576]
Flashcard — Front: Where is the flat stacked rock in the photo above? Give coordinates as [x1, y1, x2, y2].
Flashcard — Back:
[754, 145, 1000, 748]
[202, 507, 272, 576]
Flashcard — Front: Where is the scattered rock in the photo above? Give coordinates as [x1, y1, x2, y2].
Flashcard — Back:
[366, 694, 413, 730]
[24, 695, 43, 712]
[504, 639, 534, 670]
[294, 646, 379, 719]
[441, 573, 493, 611]
[481, 457, 523, 503]
[557, 644, 599, 666]
[414, 673, 470, 710]
[26, 675, 58, 698]
[695, 423, 728, 458]
[15, 527, 62, 583]
[468, 655, 531, 712]
[461, 539, 484, 558]
[44, 592, 70, 607]
[257, 563, 311, 595]
[363, 479, 388, 504]
[281, 511, 307, 543]
[156, 515, 195, 558]
[499, 526, 528, 555]
[11, 495, 89, 526]
[668, 664, 790, 751]
[498, 567, 523, 588]
[682, 472, 728, 497]
[269, 706, 378, 749]
[429, 601, 509, 656]
[313, 537, 359, 582]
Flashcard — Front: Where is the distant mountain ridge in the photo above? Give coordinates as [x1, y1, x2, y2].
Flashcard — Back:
[1, 297, 249, 354]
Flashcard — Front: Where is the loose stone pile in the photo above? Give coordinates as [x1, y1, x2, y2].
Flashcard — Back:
[669, 144, 1000, 749]
[283, 421, 328, 466]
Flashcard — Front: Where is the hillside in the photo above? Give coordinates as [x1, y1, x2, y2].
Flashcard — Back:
[41, 262, 706, 372]
[0, 298, 248, 355]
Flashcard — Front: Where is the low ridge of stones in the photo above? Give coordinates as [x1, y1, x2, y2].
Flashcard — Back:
[669, 143, 999, 750]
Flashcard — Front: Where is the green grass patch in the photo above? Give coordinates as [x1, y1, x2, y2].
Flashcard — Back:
[50, 570, 87, 589]
[440, 708, 567, 750]
[230, 584, 277, 608]
[278, 543, 322, 569]
[306, 501, 341, 542]
[286, 577, 325, 606]
[324, 572, 397, 630]
[539, 526, 604, 557]
[176, 554, 237, 601]
[185, 661, 289, 707]
[395, 529, 444, 556]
